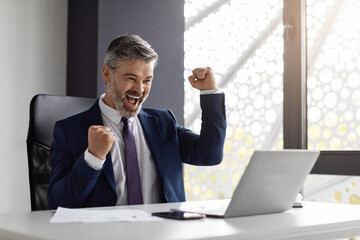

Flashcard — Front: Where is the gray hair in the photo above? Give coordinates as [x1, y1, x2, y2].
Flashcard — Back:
[104, 34, 158, 70]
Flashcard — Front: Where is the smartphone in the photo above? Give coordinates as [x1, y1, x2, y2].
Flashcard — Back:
[152, 211, 204, 220]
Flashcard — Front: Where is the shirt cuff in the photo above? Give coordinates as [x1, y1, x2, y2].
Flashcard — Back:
[84, 148, 105, 170]
[200, 89, 223, 95]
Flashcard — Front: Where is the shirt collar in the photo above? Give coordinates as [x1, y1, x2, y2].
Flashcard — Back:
[99, 94, 135, 125]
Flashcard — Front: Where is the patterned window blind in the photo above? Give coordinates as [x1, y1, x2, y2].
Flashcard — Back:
[184, 0, 360, 206]
[305, 0, 360, 204]
[184, 0, 284, 201]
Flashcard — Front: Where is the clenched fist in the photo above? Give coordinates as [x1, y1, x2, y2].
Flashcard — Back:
[188, 67, 217, 91]
[88, 125, 115, 160]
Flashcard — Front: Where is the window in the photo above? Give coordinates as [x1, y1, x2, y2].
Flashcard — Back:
[184, 0, 284, 201]
[305, 0, 360, 204]
[184, 0, 360, 204]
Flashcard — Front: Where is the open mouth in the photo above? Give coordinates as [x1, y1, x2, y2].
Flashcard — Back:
[125, 94, 141, 108]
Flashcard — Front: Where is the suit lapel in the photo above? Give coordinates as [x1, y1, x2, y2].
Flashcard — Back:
[138, 111, 165, 185]
[82, 100, 117, 195]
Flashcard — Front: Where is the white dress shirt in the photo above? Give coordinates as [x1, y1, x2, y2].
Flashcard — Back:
[84, 94, 163, 205]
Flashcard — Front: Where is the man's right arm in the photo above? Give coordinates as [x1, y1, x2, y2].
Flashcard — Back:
[47, 121, 106, 209]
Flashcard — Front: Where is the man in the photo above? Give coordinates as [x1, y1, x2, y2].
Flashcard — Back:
[48, 34, 226, 209]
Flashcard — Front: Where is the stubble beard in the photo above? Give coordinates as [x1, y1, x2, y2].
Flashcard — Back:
[108, 77, 147, 118]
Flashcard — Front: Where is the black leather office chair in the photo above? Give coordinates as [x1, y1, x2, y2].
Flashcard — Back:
[26, 94, 96, 211]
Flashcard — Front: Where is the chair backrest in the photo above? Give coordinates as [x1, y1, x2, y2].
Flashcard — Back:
[26, 94, 96, 211]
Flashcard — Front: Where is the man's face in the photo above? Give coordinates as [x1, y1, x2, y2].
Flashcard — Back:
[103, 59, 155, 118]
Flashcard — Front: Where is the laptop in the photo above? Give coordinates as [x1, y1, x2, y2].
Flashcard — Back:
[172, 150, 320, 218]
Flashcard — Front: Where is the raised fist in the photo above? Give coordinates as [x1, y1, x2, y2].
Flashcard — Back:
[87, 125, 115, 160]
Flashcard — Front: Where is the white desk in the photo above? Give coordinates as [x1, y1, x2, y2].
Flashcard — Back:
[1, 200, 360, 240]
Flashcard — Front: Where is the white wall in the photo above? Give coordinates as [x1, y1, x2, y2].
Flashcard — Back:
[0, 0, 67, 213]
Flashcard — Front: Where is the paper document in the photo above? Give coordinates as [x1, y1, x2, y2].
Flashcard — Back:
[50, 207, 163, 223]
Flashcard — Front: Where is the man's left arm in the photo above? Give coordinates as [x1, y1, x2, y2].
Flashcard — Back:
[178, 67, 226, 165]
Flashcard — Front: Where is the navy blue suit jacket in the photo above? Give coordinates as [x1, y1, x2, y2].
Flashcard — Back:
[48, 93, 226, 209]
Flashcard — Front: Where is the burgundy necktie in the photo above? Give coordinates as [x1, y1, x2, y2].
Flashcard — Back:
[121, 117, 143, 205]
